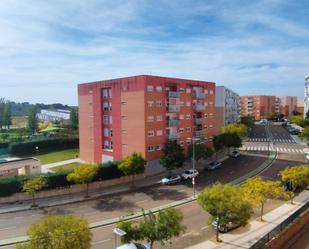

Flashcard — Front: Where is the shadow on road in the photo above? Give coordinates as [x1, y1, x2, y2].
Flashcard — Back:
[93, 195, 138, 211]
[141, 187, 188, 201]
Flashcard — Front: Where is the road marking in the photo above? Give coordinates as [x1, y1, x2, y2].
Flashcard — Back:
[15, 216, 24, 219]
[0, 226, 16, 231]
[92, 238, 111, 245]
[136, 199, 148, 204]
[178, 189, 187, 192]
[201, 225, 209, 230]
[31, 214, 40, 217]
[182, 232, 193, 237]
[85, 211, 98, 216]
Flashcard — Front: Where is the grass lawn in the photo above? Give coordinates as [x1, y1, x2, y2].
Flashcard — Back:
[35, 148, 79, 164]
[51, 162, 83, 172]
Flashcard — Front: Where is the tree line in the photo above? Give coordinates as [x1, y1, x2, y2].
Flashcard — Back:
[0, 98, 12, 129]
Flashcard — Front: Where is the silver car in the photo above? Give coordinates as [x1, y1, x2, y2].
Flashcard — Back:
[161, 174, 181, 185]
[117, 242, 151, 249]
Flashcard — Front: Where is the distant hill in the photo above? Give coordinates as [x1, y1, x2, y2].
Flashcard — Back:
[7, 100, 76, 116]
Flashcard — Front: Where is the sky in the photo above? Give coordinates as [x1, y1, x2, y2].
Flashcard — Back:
[0, 0, 309, 105]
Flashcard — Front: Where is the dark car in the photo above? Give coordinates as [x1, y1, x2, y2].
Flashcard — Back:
[206, 161, 222, 170]
[212, 218, 240, 233]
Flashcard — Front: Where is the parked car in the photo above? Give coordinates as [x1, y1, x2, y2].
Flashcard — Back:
[117, 242, 151, 249]
[229, 150, 240, 158]
[206, 161, 222, 170]
[212, 218, 240, 233]
[181, 169, 199, 180]
[161, 174, 181, 185]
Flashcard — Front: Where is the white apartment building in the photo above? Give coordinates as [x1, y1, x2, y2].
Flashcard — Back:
[215, 86, 240, 131]
[37, 109, 71, 122]
[305, 75, 309, 118]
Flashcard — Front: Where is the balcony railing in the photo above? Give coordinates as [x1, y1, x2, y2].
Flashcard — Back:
[194, 104, 205, 112]
[167, 133, 180, 140]
[167, 105, 180, 113]
[167, 119, 180, 126]
[168, 91, 180, 98]
[194, 130, 205, 137]
[194, 118, 203, 125]
[193, 92, 205, 99]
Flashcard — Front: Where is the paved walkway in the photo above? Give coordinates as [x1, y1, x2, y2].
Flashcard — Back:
[40, 158, 82, 173]
[187, 190, 309, 249]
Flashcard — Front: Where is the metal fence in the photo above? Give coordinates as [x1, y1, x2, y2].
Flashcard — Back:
[249, 200, 309, 249]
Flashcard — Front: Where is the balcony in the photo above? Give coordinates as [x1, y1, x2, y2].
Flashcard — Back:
[168, 91, 180, 98]
[194, 117, 203, 125]
[194, 129, 205, 137]
[167, 133, 180, 140]
[167, 105, 180, 113]
[193, 92, 205, 99]
[167, 119, 180, 126]
[194, 104, 205, 112]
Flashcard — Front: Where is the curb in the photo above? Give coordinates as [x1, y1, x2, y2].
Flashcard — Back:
[0, 150, 277, 247]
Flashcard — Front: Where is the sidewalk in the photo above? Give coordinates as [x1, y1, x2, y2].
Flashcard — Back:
[40, 158, 82, 173]
[187, 190, 309, 249]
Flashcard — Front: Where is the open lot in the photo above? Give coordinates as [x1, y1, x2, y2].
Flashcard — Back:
[34, 148, 79, 164]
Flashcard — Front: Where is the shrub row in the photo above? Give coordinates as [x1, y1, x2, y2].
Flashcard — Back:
[0, 161, 123, 197]
[0, 142, 9, 149]
[9, 138, 79, 154]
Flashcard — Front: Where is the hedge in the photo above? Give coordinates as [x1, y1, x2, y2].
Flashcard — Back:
[9, 138, 79, 154]
[0, 142, 9, 149]
[0, 161, 124, 197]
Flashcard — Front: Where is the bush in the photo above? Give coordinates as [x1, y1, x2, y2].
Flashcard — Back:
[0, 142, 9, 149]
[95, 161, 124, 181]
[0, 176, 25, 197]
[9, 138, 79, 154]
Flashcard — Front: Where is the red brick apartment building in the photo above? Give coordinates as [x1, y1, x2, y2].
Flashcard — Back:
[240, 95, 277, 120]
[78, 75, 216, 165]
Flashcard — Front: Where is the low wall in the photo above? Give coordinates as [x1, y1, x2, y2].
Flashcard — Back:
[265, 209, 309, 249]
[0, 173, 145, 204]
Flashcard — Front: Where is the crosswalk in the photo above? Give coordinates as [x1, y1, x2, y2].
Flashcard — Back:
[241, 146, 305, 154]
[247, 138, 296, 144]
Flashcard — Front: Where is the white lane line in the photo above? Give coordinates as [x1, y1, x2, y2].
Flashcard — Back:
[31, 214, 40, 217]
[287, 148, 291, 153]
[15, 216, 24, 219]
[178, 189, 187, 192]
[136, 199, 148, 204]
[92, 238, 111, 245]
[85, 211, 98, 216]
[201, 225, 209, 230]
[182, 232, 193, 237]
[0, 226, 16, 231]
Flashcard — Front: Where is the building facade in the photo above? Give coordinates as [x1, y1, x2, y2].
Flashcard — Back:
[215, 86, 240, 132]
[278, 96, 298, 117]
[305, 75, 309, 118]
[240, 95, 277, 120]
[37, 109, 71, 122]
[78, 75, 216, 164]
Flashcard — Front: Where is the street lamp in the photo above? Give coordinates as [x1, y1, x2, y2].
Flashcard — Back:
[113, 228, 126, 248]
[187, 137, 200, 198]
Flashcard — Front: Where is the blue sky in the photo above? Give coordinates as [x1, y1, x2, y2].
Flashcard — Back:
[0, 0, 308, 105]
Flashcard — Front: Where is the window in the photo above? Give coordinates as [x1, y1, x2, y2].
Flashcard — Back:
[156, 144, 162, 151]
[180, 101, 184, 107]
[179, 115, 184, 120]
[156, 86, 162, 92]
[204, 89, 208, 94]
[110, 129, 113, 137]
[147, 85, 154, 92]
[147, 131, 155, 137]
[121, 116, 127, 120]
[122, 144, 128, 148]
[103, 89, 108, 99]
[209, 90, 214, 95]
[186, 88, 191, 93]
[179, 87, 185, 92]
[185, 101, 191, 107]
[156, 115, 163, 121]
[122, 129, 127, 134]
[186, 127, 191, 132]
[209, 101, 213, 106]
[156, 101, 162, 107]
[209, 113, 214, 118]
[103, 115, 109, 125]
[204, 102, 208, 107]
[185, 114, 191, 120]
[147, 145, 155, 152]
[204, 125, 208, 129]
[204, 113, 208, 118]
[104, 128, 109, 137]
[147, 116, 154, 122]
[121, 101, 127, 105]
[156, 130, 163, 136]
[104, 141, 113, 150]
[209, 125, 213, 128]
[179, 128, 184, 133]
[186, 140, 191, 145]
[180, 141, 185, 146]
[147, 101, 154, 107]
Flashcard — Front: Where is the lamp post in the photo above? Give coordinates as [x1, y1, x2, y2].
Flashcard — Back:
[188, 137, 199, 198]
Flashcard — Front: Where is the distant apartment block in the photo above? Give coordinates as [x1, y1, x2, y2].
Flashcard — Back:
[240, 95, 278, 120]
[215, 86, 240, 132]
[37, 109, 71, 122]
[277, 96, 298, 117]
[0, 158, 41, 178]
[296, 99, 304, 115]
[78, 75, 216, 164]
[304, 75, 309, 118]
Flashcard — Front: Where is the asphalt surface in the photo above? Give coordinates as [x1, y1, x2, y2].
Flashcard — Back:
[1, 123, 308, 249]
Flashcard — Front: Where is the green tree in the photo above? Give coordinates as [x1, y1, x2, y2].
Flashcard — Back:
[118, 208, 185, 248]
[241, 178, 288, 221]
[15, 215, 92, 249]
[118, 152, 146, 186]
[221, 123, 248, 138]
[213, 135, 224, 159]
[280, 165, 309, 204]
[198, 183, 252, 242]
[300, 127, 309, 141]
[289, 115, 304, 126]
[0, 133, 9, 141]
[160, 140, 185, 171]
[69, 109, 78, 130]
[187, 143, 213, 166]
[22, 176, 46, 207]
[3, 103, 12, 129]
[0, 98, 6, 128]
[27, 106, 38, 134]
[240, 115, 254, 127]
[213, 133, 242, 157]
[67, 164, 99, 197]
